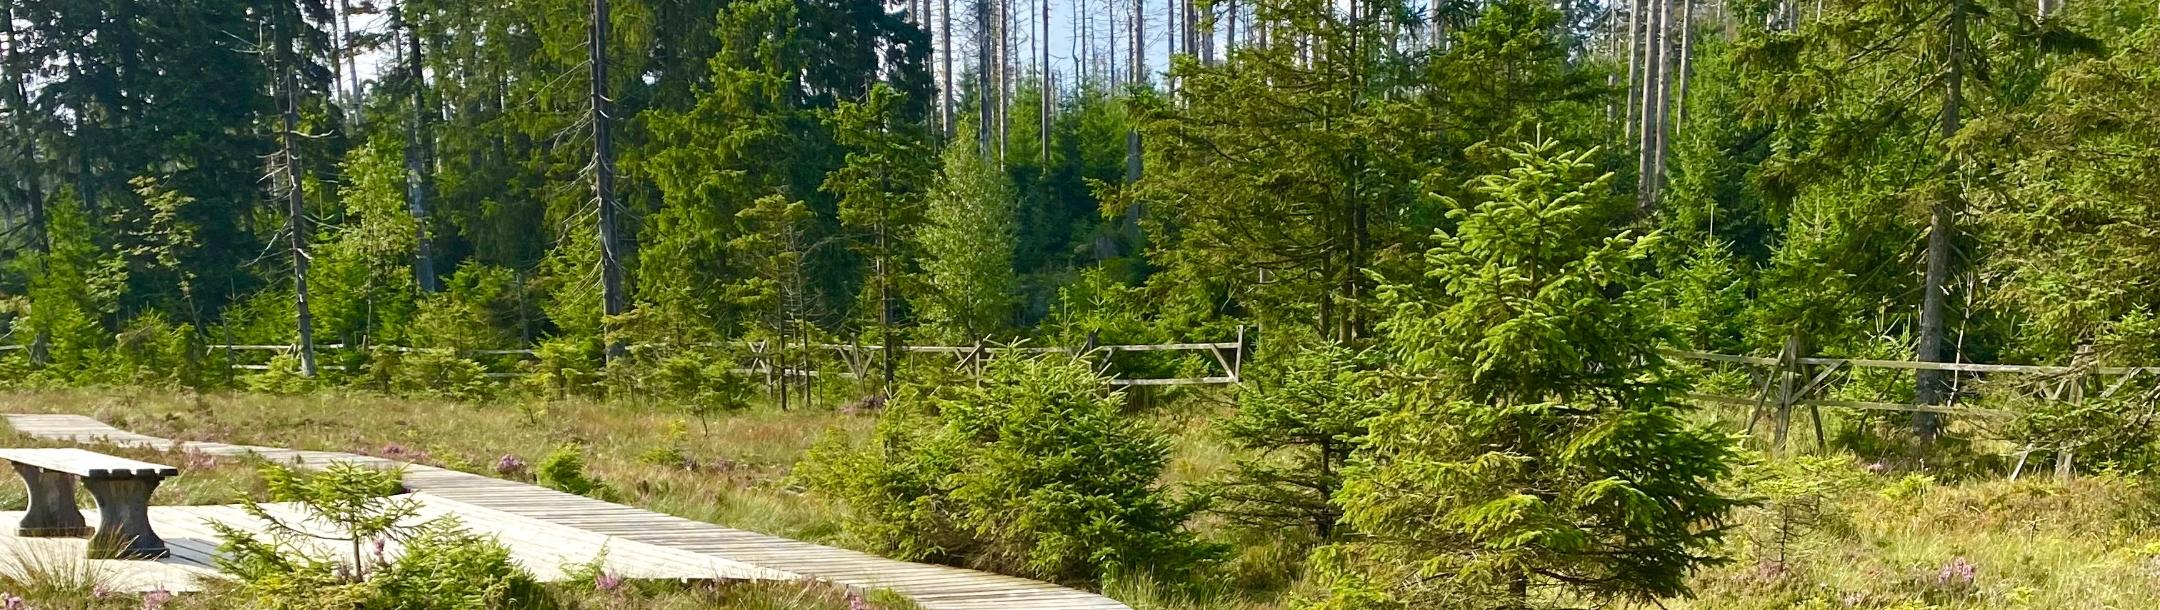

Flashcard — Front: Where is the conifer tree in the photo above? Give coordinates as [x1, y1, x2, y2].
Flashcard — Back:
[827, 84, 936, 392]
[1315, 141, 1741, 609]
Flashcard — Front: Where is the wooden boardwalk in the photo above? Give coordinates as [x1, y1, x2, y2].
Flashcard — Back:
[2, 414, 1131, 610]
[0, 492, 789, 592]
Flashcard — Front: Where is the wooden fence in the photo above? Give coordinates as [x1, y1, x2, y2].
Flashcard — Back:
[187, 329, 1250, 389]
[1669, 344, 2160, 473]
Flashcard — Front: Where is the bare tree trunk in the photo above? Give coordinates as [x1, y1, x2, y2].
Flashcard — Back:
[1132, 0, 1144, 85]
[942, 0, 955, 138]
[1042, 0, 1052, 168]
[1674, 0, 1695, 133]
[1635, 0, 1665, 210]
[403, 18, 440, 293]
[1648, 0, 1679, 211]
[979, 0, 995, 154]
[591, 0, 629, 361]
[1076, 0, 1087, 85]
[279, 63, 320, 378]
[1914, 3, 1966, 441]
[1623, 0, 1641, 142]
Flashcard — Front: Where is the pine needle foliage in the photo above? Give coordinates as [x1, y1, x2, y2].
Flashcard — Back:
[1209, 342, 1385, 541]
[1311, 140, 1745, 609]
[802, 354, 1213, 586]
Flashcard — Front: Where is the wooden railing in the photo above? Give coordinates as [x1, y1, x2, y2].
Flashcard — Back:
[1667, 347, 2160, 468]
[175, 329, 1251, 388]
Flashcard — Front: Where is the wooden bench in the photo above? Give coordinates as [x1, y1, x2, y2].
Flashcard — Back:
[0, 448, 179, 559]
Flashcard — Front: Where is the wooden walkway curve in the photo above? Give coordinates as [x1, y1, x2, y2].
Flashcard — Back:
[2, 414, 1131, 610]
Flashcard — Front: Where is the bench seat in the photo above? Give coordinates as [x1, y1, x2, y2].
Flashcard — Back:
[0, 448, 181, 559]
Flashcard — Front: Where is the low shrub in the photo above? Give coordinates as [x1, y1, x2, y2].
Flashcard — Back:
[537, 444, 607, 498]
[390, 350, 494, 402]
[801, 354, 1215, 586]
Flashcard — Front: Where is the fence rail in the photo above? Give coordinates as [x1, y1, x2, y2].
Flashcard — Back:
[140, 329, 1252, 389]
[1667, 345, 2160, 467]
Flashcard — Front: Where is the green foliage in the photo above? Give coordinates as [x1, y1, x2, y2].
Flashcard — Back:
[1316, 141, 1744, 608]
[311, 134, 421, 346]
[637, 420, 695, 469]
[245, 354, 320, 395]
[216, 463, 546, 609]
[110, 312, 204, 388]
[1209, 343, 1385, 541]
[1731, 456, 1870, 577]
[19, 195, 126, 380]
[370, 520, 551, 609]
[916, 133, 1019, 341]
[517, 337, 605, 399]
[648, 348, 756, 432]
[537, 443, 606, 498]
[389, 349, 495, 402]
[215, 463, 416, 596]
[802, 354, 1214, 585]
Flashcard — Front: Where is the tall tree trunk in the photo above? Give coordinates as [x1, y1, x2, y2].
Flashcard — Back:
[591, 0, 629, 361]
[404, 18, 440, 293]
[1623, 0, 1641, 142]
[343, 0, 362, 109]
[1042, 0, 1052, 168]
[1635, 0, 1666, 210]
[1167, 0, 1178, 90]
[1133, 0, 1144, 85]
[997, 0, 1010, 161]
[942, 0, 955, 138]
[1914, 2, 1966, 440]
[878, 181, 896, 393]
[279, 62, 320, 378]
[979, 0, 994, 155]
[1674, 0, 1694, 133]
[1648, 0, 1679, 211]
[1076, 0, 1087, 85]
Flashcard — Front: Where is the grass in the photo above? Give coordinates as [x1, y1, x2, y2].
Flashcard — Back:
[1685, 471, 2160, 610]
[0, 387, 867, 546]
[1, 388, 2157, 609]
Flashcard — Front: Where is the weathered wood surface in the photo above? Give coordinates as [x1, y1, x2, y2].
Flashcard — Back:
[0, 492, 788, 592]
[0, 448, 179, 478]
[2, 414, 1132, 609]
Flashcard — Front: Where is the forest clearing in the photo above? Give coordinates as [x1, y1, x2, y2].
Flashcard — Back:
[7, 0, 2160, 608]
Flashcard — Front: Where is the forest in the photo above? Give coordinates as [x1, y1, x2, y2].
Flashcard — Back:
[4, 0, 2160, 608]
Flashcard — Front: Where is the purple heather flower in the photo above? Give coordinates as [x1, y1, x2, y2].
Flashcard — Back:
[595, 572, 625, 593]
[91, 584, 111, 599]
[1935, 556, 1977, 588]
[0, 593, 23, 610]
[142, 590, 175, 610]
[495, 454, 529, 477]
[847, 588, 872, 610]
[372, 537, 388, 565]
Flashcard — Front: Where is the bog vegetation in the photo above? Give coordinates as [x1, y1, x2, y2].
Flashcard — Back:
[5, 0, 2160, 608]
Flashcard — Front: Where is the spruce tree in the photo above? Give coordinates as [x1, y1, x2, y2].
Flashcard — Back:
[1315, 140, 1742, 609]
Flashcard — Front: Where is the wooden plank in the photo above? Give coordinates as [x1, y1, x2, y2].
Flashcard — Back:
[0, 448, 181, 477]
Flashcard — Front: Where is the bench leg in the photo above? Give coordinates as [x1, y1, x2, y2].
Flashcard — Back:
[83, 477, 167, 559]
[12, 463, 90, 538]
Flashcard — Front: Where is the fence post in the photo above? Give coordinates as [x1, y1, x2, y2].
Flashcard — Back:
[1233, 325, 1247, 382]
